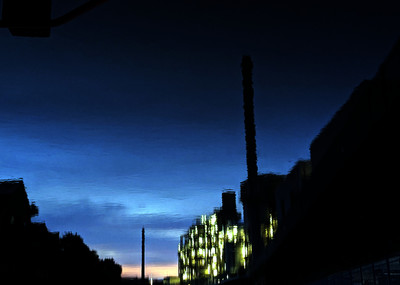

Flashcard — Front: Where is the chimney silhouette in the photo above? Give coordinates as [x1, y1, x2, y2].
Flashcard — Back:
[141, 227, 145, 280]
[242, 56, 258, 183]
[222, 191, 237, 217]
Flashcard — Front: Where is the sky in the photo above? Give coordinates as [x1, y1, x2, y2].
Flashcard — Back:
[1, 0, 400, 279]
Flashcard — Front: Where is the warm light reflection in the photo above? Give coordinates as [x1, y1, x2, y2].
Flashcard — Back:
[264, 213, 278, 243]
[122, 263, 178, 279]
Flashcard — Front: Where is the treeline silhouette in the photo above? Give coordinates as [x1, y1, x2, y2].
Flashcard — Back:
[0, 179, 122, 284]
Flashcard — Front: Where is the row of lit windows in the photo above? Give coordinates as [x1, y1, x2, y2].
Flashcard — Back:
[178, 213, 251, 282]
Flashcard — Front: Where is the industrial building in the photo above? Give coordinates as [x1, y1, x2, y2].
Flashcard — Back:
[178, 38, 399, 284]
[237, 39, 400, 284]
[178, 191, 250, 284]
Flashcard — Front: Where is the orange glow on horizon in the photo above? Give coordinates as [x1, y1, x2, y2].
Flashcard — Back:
[122, 263, 178, 279]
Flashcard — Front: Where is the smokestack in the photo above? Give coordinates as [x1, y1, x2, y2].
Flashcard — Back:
[222, 191, 237, 215]
[242, 56, 258, 183]
[141, 227, 145, 279]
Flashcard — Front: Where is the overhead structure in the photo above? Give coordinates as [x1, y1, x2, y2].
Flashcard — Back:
[0, 0, 109, 37]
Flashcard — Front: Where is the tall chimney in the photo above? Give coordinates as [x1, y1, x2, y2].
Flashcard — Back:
[241, 55, 262, 266]
[141, 227, 145, 280]
[242, 56, 258, 183]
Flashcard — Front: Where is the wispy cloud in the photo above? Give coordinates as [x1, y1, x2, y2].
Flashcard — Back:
[32, 198, 193, 266]
[147, 228, 186, 239]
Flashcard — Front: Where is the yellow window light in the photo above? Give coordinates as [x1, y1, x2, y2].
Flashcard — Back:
[233, 226, 238, 236]
[210, 214, 217, 225]
[227, 228, 233, 242]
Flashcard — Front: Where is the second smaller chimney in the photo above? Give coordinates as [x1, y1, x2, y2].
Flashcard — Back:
[141, 227, 145, 280]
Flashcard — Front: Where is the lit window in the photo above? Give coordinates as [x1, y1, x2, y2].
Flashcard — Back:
[210, 214, 217, 225]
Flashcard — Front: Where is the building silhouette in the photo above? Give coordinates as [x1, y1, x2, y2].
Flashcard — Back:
[240, 173, 285, 264]
[0, 179, 32, 227]
[237, 38, 400, 284]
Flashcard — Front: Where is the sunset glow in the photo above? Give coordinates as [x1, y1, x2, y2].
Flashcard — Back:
[122, 263, 178, 279]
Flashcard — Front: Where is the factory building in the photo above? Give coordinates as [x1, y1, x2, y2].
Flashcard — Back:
[178, 191, 250, 284]
[236, 39, 400, 284]
[240, 173, 285, 264]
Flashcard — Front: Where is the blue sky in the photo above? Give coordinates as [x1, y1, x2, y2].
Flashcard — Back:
[1, 0, 399, 278]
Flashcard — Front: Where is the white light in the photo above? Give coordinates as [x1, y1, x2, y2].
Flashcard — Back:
[210, 214, 217, 225]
